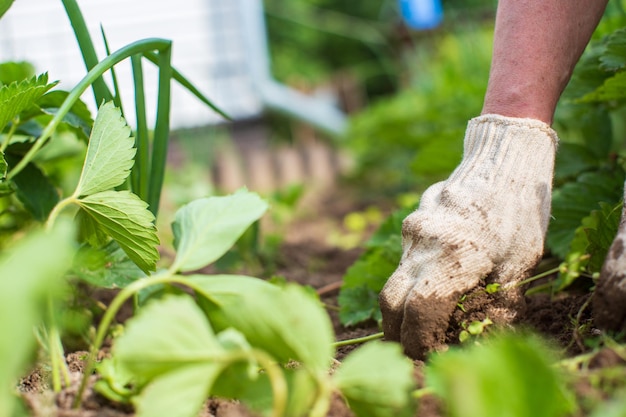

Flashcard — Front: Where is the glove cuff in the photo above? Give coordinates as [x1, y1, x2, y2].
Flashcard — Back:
[449, 114, 557, 191]
[469, 114, 559, 147]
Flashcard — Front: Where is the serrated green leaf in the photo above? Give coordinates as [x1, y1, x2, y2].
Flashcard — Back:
[171, 190, 268, 272]
[334, 342, 416, 417]
[76, 208, 109, 247]
[74, 101, 135, 197]
[77, 190, 159, 273]
[0, 73, 54, 131]
[0, 222, 74, 417]
[600, 28, 626, 71]
[72, 241, 146, 288]
[547, 169, 625, 259]
[579, 71, 626, 103]
[426, 333, 574, 417]
[191, 275, 335, 371]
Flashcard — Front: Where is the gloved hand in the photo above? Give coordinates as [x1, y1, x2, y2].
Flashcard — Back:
[379, 115, 558, 359]
[594, 194, 626, 331]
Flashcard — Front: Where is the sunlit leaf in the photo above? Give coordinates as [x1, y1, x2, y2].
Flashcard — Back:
[191, 275, 335, 371]
[77, 190, 159, 273]
[0, 61, 34, 85]
[171, 190, 268, 272]
[115, 295, 222, 379]
[0, 222, 74, 417]
[74, 101, 135, 197]
[0, 73, 54, 131]
[426, 333, 575, 417]
[134, 364, 217, 417]
[334, 342, 416, 417]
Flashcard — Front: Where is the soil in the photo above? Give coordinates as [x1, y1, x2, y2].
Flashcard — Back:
[16, 186, 616, 417]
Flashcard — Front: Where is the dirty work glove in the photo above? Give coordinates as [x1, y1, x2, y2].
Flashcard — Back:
[379, 114, 558, 359]
[593, 191, 626, 331]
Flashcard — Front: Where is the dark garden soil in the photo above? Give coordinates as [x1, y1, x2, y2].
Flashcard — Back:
[17, 186, 615, 417]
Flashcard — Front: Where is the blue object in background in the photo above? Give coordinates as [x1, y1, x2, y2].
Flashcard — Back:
[398, 0, 443, 30]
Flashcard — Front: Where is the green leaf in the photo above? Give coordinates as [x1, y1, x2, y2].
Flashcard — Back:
[338, 207, 411, 326]
[113, 295, 224, 417]
[72, 241, 146, 288]
[334, 342, 416, 417]
[9, 157, 59, 221]
[599, 28, 626, 71]
[37, 90, 94, 141]
[0, 73, 55, 131]
[0, 0, 13, 19]
[0, 61, 34, 85]
[134, 364, 216, 417]
[191, 275, 335, 371]
[171, 190, 268, 272]
[77, 190, 159, 273]
[554, 143, 602, 182]
[547, 169, 625, 259]
[578, 71, 626, 103]
[74, 101, 135, 197]
[338, 286, 381, 326]
[585, 202, 622, 271]
[114, 295, 223, 380]
[0, 222, 75, 417]
[0, 150, 11, 196]
[426, 333, 574, 417]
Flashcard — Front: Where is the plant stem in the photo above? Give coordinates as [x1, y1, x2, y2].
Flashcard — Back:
[1, 116, 18, 152]
[514, 266, 560, 288]
[47, 297, 70, 392]
[333, 332, 384, 348]
[45, 196, 77, 231]
[413, 386, 435, 398]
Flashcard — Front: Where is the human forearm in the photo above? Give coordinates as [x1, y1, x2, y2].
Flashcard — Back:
[481, 0, 608, 124]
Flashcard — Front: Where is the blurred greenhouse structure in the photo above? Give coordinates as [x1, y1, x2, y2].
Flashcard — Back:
[0, 0, 346, 134]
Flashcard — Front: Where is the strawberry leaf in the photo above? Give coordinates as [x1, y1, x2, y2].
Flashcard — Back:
[74, 101, 135, 197]
[171, 190, 268, 272]
[77, 190, 159, 273]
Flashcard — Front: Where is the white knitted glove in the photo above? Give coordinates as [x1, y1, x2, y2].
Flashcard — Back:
[594, 192, 626, 331]
[379, 114, 558, 359]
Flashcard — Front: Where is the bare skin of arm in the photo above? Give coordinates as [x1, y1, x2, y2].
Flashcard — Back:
[482, 0, 608, 125]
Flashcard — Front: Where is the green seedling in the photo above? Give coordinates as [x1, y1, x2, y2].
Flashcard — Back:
[459, 318, 493, 343]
